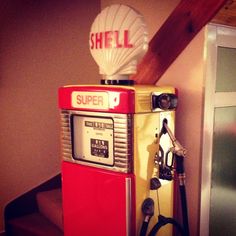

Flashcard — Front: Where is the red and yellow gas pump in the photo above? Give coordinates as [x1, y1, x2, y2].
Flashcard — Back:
[58, 4, 184, 236]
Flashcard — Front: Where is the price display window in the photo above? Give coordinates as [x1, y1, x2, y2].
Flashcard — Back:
[71, 115, 114, 166]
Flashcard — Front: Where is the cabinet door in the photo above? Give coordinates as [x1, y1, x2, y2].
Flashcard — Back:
[200, 25, 236, 236]
[62, 162, 135, 236]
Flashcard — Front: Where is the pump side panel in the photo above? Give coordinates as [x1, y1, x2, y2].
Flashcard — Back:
[133, 111, 174, 235]
[62, 161, 135, 236]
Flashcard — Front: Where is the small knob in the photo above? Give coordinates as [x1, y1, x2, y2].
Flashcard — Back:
[152, 93, 178, 110]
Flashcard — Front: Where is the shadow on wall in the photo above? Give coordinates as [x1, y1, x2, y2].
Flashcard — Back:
[0, 0, 100, 232]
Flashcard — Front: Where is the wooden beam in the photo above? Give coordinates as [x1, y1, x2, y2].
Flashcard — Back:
[133, 0, 228, 84]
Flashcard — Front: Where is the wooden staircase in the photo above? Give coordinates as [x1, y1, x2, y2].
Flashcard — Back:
[5, 175, 63, 236]
[36, 189, 63, 232]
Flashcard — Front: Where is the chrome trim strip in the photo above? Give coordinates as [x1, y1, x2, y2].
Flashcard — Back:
[126, 177, 132, 236]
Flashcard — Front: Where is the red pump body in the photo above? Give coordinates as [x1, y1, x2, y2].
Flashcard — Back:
[59, 85, 176, 236]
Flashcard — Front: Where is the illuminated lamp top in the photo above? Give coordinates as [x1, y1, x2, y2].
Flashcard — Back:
[89, 4, 148, 85]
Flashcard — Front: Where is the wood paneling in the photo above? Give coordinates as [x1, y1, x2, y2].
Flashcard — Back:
[133, 0, 228, 84]
[212, 0, 236, 27]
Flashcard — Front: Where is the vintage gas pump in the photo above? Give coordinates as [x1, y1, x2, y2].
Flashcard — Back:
[59, 4, 179, 236]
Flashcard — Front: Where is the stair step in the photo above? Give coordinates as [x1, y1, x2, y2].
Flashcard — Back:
[8, 212, 63, 236]
[36, 188, 63, 231]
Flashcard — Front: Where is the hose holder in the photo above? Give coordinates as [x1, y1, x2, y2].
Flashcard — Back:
[152, 93, 178, 111]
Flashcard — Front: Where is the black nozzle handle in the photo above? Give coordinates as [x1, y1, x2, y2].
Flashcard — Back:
[175, 154, 185, 174]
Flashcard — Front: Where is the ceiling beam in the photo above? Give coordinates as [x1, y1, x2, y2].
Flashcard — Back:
[212, 0, 236, 27]
[133, 0, 228, 84]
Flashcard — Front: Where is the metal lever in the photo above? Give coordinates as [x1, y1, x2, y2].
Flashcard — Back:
[161, 118, 187, 158]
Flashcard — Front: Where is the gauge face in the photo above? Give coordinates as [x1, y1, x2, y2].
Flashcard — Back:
[71, 115, 114, 166]
[91, 139, 109, 158]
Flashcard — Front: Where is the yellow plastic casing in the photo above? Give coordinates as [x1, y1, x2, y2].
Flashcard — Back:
[132, 85, 176, 236]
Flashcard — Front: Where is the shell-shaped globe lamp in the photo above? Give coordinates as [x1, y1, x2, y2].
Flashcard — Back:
[89, 4, 148, 84]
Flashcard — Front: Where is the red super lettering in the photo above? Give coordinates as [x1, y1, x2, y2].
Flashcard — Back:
[77, 95, 103, 106]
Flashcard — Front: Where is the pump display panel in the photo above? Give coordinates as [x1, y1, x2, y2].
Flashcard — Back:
[71, 115, 114, 166]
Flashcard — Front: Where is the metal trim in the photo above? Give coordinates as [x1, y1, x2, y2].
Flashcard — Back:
[200, 24, 217, 236]
[60, 109, 133, 173]
[126, 177, 132, 236]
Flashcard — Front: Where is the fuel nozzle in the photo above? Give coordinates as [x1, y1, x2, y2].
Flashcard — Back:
[161, 119, 187, 158]
[158, 119, 187, 182]
[161, 118, 187, 187]
[158, 119, 189, 236]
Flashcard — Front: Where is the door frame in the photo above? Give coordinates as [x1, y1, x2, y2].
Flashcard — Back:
[200, 24, 236, 236]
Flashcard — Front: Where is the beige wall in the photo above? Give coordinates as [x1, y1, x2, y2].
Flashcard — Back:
[0, 1, 206, 234]
[158, 30, 205, 236]
[0, 0, 100, 231]
[103, 1, 204, 236]
[101, 0, 180, 39]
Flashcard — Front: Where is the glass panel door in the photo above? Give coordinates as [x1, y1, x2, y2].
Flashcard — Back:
[209, 107, 236, 235]
[200, 25, 236, 236]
